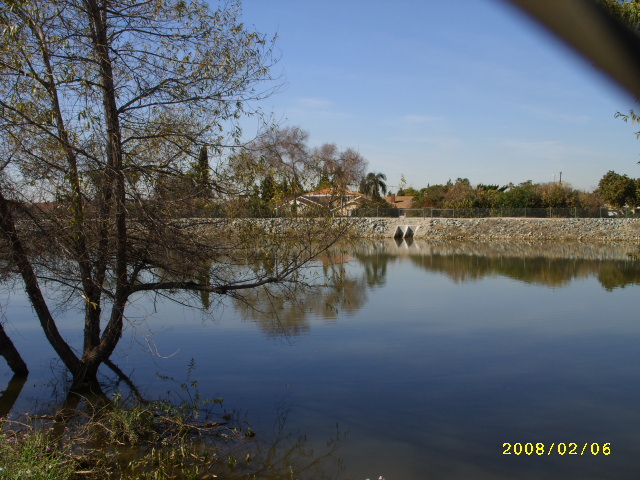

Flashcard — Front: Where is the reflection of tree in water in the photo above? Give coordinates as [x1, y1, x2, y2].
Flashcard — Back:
[231, 253, 369, 338]
[408, 253, 640, 289]
[0, 375, 27, 419]
[229, 400, 347, 480]
[234, 240, 640, 338]
[231, 243, 404, 339]
[350, 239, 640, 290]
[353, 249, 393, 288]
[598, 260, 640, 291]
[409, 254, 584, 287]
[352, 241, 400, 288]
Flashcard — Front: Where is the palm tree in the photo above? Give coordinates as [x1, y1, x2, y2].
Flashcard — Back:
[359, 172, 387, 199]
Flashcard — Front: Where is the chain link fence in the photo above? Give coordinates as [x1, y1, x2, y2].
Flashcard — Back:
[349, 207, 640, 219]
[132, 202, 640, 219]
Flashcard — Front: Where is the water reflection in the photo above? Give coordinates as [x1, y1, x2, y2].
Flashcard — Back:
[0, 375, 27, 418]
[3, 240, 640, 479]
[218, 240, 640, 339]
[231, 252, 369, 337]
[351, 239, 640, 290]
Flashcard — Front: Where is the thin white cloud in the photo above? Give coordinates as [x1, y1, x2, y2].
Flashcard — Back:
[381, 114, 444, 127]
[515, 103, 592, 124]
[401, 114, 442, 124]
[501, 139, 561, 150]
[500, 138, 589, 154]
[282, 97, 352, 125]
[388, 135, 463, 149]
[294, 97, 333, 109]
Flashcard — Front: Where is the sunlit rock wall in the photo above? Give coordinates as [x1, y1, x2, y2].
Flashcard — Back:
[345, 217, 640, 241]
[173, 217, 640, 241]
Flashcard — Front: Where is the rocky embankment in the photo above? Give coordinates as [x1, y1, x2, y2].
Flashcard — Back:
[345, 217, 640, 241]
[172, 217, 640, 241]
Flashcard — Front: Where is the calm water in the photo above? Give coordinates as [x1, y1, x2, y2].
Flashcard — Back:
[3, 240, 640, 479]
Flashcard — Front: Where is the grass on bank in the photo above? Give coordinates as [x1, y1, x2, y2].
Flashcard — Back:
[0, 393, 256, 480]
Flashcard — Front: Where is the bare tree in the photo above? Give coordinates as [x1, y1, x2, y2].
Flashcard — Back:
[336, 148, 368, 190]
[252, 126, 312, 195]
[231, 128, 369, 200]
[310, 143, 340, 189]
[0, 0, 345, 392]
[310, 144, 367, 191]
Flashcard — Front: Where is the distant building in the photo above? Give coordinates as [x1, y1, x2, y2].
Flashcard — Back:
[288, 188, 370, 216]
[383, 193, 414, 210]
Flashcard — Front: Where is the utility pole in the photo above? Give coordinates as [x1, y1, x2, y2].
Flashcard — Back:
[559, 172, 562, 184]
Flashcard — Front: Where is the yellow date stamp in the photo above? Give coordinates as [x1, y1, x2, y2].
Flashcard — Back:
[502, 442, 611, 456]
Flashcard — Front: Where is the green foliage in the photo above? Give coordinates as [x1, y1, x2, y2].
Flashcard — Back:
[476, 183, 506, 192]
[189, 146, 211, 198]
[0, 420, 76, 479]
[474, 185, 504, 208]
[601, 0, 640, 31]
[396, 186, 421, 197]
[538, 182, 578, 208]
[414, 184, 450, 208]
[359, 172, 387, 199]
[0, 385, 237, 480]
[402, 178, 606, 213]
[315, 171, 334, 190]
[259, 175, 276, 202]
[614, 109, 640, 145]
[442, 178, 475, 208]
[598, 170, 638, 207]
[497, 181, 542, 208]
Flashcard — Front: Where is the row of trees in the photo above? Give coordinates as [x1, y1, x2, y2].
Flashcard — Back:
[396, 178, 604, 211]
[158, 158, 639, 217]
[392, 169, 640, 212]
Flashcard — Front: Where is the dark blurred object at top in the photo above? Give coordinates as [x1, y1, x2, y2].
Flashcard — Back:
[505, 0, 640, 100]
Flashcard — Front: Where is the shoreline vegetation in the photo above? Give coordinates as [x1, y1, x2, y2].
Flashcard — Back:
[0, 380, 343, 479]
[0, 394, 243, 480]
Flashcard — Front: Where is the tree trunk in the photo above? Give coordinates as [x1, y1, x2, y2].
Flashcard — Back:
[0, 322, 28, 377]
[0, 190, 81, 375]
[83, 0, 130, 388]
[20, 3, 103, 357]
[69, 359, 103, 394]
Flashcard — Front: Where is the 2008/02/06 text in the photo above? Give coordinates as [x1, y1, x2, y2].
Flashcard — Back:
[503, 443, 611, 456]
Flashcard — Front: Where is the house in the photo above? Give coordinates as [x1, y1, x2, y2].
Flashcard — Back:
[289, 188, 370, 216]
[383, 193, 414, 210]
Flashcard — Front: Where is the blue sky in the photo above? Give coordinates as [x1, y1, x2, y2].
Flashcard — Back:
[237, 0, 640, 192]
